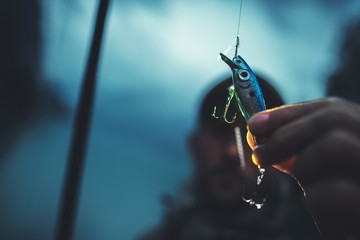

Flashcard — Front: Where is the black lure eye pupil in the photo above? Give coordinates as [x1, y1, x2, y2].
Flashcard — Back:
[241, 71, 248, 78]
[238, 70, 250, 81]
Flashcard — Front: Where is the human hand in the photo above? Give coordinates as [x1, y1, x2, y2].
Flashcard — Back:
[247, 97, 360, 239]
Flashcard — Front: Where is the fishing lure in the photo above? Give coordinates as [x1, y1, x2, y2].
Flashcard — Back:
[214, 0, 266, 126]
[216, 38, 267, 209]
[219, 45, 266, 122]
[213, 0, 268, 209]
[214, 37, 266, 143]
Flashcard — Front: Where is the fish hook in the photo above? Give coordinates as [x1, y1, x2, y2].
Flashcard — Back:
[212, 85, 237, 124]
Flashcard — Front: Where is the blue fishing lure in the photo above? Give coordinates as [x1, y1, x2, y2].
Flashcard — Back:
[220, 52, 266, 122]
[219, 51, 268, 209]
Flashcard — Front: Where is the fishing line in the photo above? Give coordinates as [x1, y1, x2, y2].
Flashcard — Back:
[236, 0, 243, 38]
[219, 37, 237, 59]
[219, 0, 243, 59]
[234, 0, 243, 57]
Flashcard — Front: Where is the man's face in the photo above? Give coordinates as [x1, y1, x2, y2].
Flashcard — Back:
[191, 126, 259, 206]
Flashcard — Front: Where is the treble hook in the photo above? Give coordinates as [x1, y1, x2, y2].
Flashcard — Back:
[212, 85, 237, 124]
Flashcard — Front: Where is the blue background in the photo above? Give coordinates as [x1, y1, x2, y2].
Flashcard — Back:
[1, 0, 360, 239]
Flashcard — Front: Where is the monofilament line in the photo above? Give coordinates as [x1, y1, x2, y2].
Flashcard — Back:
[218, 0, 243, 59]
[236, 0, 243, 41]
[234, 0, 243, 58]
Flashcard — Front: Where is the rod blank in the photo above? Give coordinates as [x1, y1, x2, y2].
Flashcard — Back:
[55, 0, 110, 239]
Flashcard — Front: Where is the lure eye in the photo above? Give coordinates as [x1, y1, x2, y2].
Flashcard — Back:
[238, 70, 250, 81]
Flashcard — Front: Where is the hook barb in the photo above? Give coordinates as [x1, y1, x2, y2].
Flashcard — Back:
[212, 86, 237, 124]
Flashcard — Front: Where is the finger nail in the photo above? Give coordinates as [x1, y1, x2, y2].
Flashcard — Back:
[246, 131, 255, 150]
[249, 112, 269, 132]
[251, 153, 260, 166]
[253, 145, 265, 165]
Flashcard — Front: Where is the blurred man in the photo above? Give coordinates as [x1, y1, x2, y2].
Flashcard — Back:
[139, 76, 319, 240]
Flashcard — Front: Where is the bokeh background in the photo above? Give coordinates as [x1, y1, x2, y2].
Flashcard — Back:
[1, 0, 360, 239]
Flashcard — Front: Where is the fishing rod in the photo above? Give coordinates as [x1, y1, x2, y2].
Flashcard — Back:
[54, 0, 110, 239]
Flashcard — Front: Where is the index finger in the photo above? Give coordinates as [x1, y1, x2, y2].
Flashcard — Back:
[248, 98, 353, 136]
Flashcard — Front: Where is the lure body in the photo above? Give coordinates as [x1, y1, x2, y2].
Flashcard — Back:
[220, 53, 266, 122]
